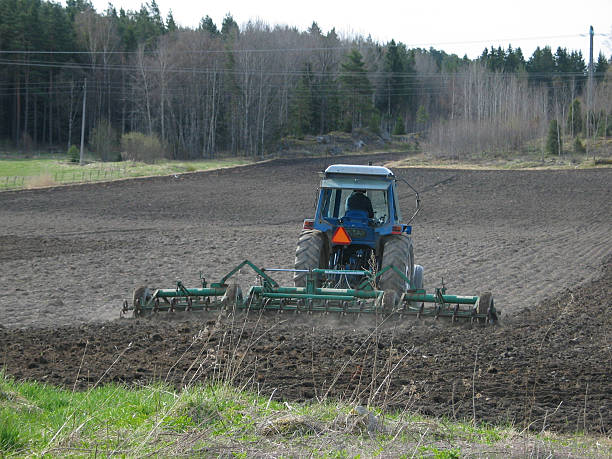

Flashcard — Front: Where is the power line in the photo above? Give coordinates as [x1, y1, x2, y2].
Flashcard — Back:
[0, 33, 592, 56]
[0, 57, 594, 79]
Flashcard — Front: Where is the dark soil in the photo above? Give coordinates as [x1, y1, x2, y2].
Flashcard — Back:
[0, 154, 611, 433]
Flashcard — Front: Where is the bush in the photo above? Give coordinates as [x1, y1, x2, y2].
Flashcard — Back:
[120, 132, 168, 163]
[596, 114, 608, 137]
[67, 145, 79, 163]
[20, 132, 34, 151]
[574, 137, 586, 154]
[392, 116, 406, 135]
[342, 117, 352, 133]
[25, 174, 56, 189]
[368, 111, 381, 135]
[90, 119, 118, 161]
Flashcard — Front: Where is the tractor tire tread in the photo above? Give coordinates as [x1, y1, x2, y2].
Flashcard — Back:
[294, 230, 326, 287]
[380, 235, 414, 294]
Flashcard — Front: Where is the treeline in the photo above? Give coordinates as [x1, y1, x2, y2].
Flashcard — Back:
[0, 0, 610, 159]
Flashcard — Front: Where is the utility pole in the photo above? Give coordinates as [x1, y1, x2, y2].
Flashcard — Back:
[79, 78, 87, 165]
[586, 26, 594, 158]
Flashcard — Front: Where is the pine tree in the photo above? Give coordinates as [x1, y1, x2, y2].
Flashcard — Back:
[340, 49, 372, 130]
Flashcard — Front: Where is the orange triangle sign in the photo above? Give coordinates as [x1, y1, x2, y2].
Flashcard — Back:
[332, 227, 352, 245]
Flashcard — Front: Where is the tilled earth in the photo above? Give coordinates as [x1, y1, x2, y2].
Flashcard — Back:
[0, 154, 611, 433]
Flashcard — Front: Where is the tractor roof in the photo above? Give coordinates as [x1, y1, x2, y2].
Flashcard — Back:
[324, 164, 394, 178]
[321, 165, 395, 190]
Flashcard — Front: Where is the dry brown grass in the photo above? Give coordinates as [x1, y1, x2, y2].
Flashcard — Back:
[25, 174, 56, 189]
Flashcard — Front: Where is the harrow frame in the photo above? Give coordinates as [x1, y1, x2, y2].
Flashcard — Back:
[121, 260, 498, 324]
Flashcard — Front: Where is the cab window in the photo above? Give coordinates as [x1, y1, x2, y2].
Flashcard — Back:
[320, 188, 389, 222]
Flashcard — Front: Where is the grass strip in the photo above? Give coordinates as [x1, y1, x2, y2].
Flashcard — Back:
[1, 372, 609, 457]
[0, 156, 253, 190]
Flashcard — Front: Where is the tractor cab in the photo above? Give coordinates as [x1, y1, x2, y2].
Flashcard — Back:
[299, 164, 414, 286]
[307, 164, 409, 246]
[319, 180, 395, 226]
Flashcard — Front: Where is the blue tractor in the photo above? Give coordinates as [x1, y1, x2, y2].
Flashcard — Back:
[294, 164, 423, 294]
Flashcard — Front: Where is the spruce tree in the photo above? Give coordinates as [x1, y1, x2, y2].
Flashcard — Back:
[392, 116, 406, 135]
[340, 49, 372, 130]
[166, 11, 177, 32]
[199, 15, 219, 36]
[221, 14, 239, 40]
[595, 52, 609, 82]
[382, 40, 403, 118]
[416, 105, 429, 132]
[527, 46, 555, 84]
[288, 69, 313, 138]
[546, 119, 562, 155]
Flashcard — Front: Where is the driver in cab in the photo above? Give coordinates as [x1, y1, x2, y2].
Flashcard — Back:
[346, 189, 374, 218]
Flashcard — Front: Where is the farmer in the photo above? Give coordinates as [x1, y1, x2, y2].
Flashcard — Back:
[346, 189, 374, 218]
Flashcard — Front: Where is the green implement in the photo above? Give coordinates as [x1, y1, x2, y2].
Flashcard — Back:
[121, 260, 499, 324]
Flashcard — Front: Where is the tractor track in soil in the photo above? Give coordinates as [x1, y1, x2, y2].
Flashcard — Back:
[0, 153, 611, 433]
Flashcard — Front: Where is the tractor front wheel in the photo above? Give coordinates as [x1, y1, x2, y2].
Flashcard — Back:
[294, 230, 327, 287]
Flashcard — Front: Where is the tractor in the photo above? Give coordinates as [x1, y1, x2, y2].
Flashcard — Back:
[295, 164, 423, 296]
[123, 163, 498, 324]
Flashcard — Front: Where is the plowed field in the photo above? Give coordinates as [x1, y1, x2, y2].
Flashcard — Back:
[1, 154, 610, 433]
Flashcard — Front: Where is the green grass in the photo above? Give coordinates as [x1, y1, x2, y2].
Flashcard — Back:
[1, 372, 610, 458]
[0, 152, 253, 190]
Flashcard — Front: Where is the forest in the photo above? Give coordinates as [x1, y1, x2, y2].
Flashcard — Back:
[0, 0, 611, 159]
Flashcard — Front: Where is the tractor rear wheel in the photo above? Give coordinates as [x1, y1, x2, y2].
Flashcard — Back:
[379, 235, 414, 295]
[294, 230, 327, 287]
[412, 265, 424, 290]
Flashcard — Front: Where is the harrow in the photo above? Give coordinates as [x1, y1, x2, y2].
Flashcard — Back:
[121, 260, 499, 324]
